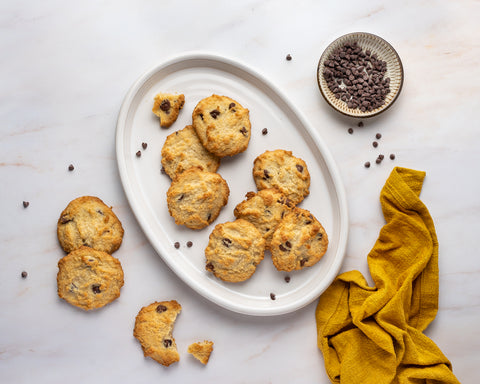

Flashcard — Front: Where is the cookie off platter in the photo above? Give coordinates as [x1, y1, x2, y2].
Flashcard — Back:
[116, 52, 348, 316]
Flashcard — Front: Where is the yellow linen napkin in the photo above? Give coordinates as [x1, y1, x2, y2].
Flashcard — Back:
[316, 167, 460, 384]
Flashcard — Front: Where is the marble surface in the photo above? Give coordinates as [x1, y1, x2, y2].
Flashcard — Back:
[1, 1, 478, 383]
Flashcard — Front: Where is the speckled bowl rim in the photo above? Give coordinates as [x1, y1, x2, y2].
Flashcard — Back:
[317, 32, 404, 118]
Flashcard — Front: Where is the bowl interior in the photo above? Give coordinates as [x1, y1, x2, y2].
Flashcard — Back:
[317, 32, 403, 118]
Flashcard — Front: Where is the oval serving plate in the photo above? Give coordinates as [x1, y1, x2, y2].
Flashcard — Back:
[116, 52, 348, 316]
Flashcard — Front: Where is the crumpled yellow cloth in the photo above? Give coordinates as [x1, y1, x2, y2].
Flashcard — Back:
[315, 167, 460, 384]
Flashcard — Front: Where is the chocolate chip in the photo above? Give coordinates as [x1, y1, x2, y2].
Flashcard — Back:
[300, 259, 307, 267]
[378, 154, 384, 160]
[229, 102, 236, 109]
[358, 121, 364, 127]
[199, 113, 204, 120]
[285, 241, 292, 249]
[210, 109, 220, 119]
[68, 164, 74, 171]
[270, 293, 276, 300]
[136, 150, 141, 157]
[222, 238, 232, 247]
[317, 233, 323, 240]
[59, 215, 71, 224]
[163, 339, 172, 348]
[186, 241, 193, 248]
[305, 220, 312, 225]
[96, 209, 104, 215]
[262, 128, 268, 135]
[207, 213, 212, 221]
[174, 242, 180, 249]
[390, 153, 396, 160]
[156, 304, 167, 313]
[376, 158, 382, 164]
[161, 166, 166, 175]
[284, 276, 291, 283]
[206, 262, 214, 271]
[286, 54, 292, 61]
[372, 141, 378, 148]
[296, 164, 303, 172]
[364, 161, 371, 168]
[160, 99, 171, 112]
[142, 142, 148, 150]
[240, 126, 248, 136]
[279, 244, 288, 252]
[178, 194, 184, 201]
[263, 169, 270, 179]
[21, 271, 28, 279]
[348, 128, 354, 134]
[375, 133, 382, 139]
[92, 284, 101, 294]
[23, 201, 29, 208]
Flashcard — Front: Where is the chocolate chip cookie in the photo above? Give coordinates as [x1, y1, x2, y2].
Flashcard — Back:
[133, 300, 182, 367]
[57, 196, 124, 254]
[252, 149, 310, 205]
[205, 219, 266, 282]
[161, 124, 220, 179]
[167, 167, 229, 230]
[152, 93, 185, 128]
[57, 246, 124, 310]
[270, 208, 328, 272]
[233, 188, 293, 250]
[192, 94, 251, 157]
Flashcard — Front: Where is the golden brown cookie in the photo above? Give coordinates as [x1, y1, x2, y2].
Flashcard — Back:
[133, 300, 182, 367]
[192, 94, 251, 157]
[161, 125, 220, 179]
[233, 188, 294, 250]
[57, 246, 124, 310]
[188, 341, 214, 365]
[167, 167, 229, 230]
[152, 93, 185, 128]
[252, 149, 310, 205]
[57, 196, 124, 254]
[270, 208, 328, 272]
[205, 219, 266, 282]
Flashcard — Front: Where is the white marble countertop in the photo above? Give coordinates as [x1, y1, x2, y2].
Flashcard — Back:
[1, 1, 478, 383]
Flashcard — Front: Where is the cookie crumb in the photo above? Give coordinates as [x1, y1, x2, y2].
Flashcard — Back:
[68, 164, 74, 171]
[23, 201, 29, 208]
[21, 271, 28, 278]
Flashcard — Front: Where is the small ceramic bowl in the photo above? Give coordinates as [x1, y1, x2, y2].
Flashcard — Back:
[317, 32, 404, 118]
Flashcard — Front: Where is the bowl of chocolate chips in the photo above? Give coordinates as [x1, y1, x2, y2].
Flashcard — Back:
[317, 32, 403, 118]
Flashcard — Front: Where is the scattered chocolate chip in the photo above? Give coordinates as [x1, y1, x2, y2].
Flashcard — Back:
[228, 102, 236, 109]
[222, 238, 232, 247]
[348, 128, 354, 134]
[262, 128, 268, 135]
[390, 153, 395, 160]
[296, 164, 303, 172]
[240, 126, 248, 136]
[378, 154, 384, 160]
[376, 158, 382, 164]
[186, 241, 193, 248]
[136, 150, 141, 157]
[163, 339, 172, 348]
[142, 142, 148, 150]
[286, 54, 292, 61]
[270, 293, 276, 300]
[284, 276, 291, 283]
[206, 262, 214, 271]
[91, 284, 101, 294]
[68, 164, 74, 171]
[23, 201, 29, 208]
[174, 242, 180, 249]
[210, 109, 220, 119]
[372, 141, 378, 148]
[160, 99, 171, 112]
[156, 304, 167, 313]
[358, 121, 364, 127]
[21, 271, 28, 279]
[375, 133, 382, 139]
[364, 161, 371, 168]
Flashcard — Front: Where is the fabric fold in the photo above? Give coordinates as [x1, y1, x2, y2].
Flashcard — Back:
[316, 167, 460, 384]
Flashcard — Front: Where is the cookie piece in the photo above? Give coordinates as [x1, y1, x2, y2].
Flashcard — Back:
[192, 94, 251, 157]
[233, 188, 294, 250]
[270, 208, 328, 272]
[152, 93, 185, 128]
[57, 246, 124, 310]
[205, 219, 266, 282]
[133, 300, 182, 367]
[167, 167, 229, 230]
[161, 125, 220, 179]
[188, 341, 214, 365]
[57, 196, 124, 254]
[252, 149, 310, 205]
